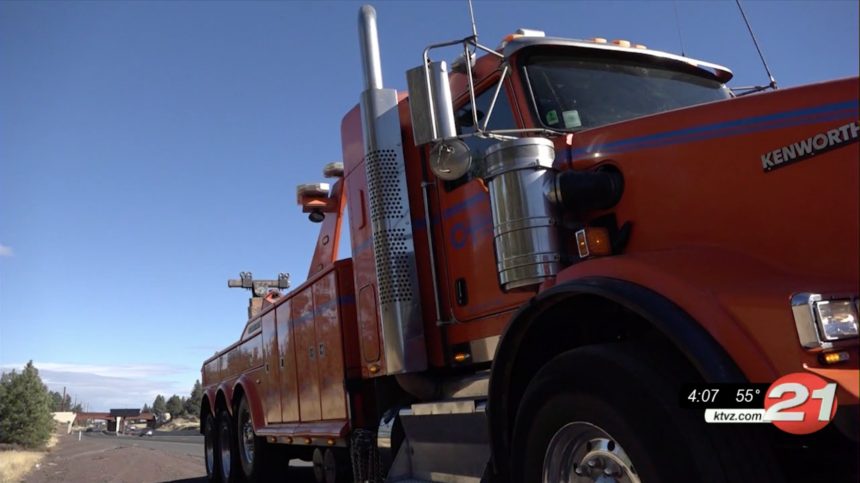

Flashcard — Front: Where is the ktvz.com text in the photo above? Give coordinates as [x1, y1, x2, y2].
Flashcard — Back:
[704, 409, 766, 423]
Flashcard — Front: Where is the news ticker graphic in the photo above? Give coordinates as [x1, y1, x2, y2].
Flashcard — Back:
[680, 372, 839, 435]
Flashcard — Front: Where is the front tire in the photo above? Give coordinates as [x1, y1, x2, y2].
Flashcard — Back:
[511, 342, 785, 483]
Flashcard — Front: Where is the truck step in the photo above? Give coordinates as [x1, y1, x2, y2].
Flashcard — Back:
[384, 398, 491, 483]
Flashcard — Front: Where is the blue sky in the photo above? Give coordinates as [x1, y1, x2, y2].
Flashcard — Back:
[1, 0, 857, 411]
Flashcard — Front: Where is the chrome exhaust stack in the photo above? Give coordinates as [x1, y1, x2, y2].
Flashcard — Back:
[358, 5, 383, 92]
[357, 5, 427, 375]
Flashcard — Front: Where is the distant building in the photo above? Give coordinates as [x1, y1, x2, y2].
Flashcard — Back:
[75, 409, 155, 432]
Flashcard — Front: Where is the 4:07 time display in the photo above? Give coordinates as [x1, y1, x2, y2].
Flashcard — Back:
[679, 383, 772, 409]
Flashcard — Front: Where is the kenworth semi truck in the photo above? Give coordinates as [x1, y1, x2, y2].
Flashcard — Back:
[200, 4, 859, 483]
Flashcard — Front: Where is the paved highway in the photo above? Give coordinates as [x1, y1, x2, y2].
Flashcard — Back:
[83, 431, 205, 458]
[81, 431, 313, 474]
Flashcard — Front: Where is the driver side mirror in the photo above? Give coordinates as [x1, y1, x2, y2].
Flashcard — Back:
[406, 60, 457, 147]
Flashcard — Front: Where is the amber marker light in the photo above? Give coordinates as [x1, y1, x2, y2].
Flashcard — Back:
[327, 439, 335, 446]
[369, 364, 380, 374]
[285, 437, 293, 444]
[820, 351, 849, 365]
[454, 353, 468, 362]
[575, 227, 612, 259]
[305, 438, 312, 445]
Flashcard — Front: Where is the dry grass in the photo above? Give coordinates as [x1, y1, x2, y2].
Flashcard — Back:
[0, 450, 46, 483]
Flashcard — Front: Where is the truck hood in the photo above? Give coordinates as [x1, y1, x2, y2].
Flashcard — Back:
[554, 76, 859, 283]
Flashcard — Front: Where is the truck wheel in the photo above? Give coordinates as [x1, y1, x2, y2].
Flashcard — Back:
[511, 342, 784, 483]
[323, 448, 351, 483]
[217, 410, 239, 483]
[236, 395, 275, 483]
[204, 413, 222, 483]
[312, 448, 325, 483]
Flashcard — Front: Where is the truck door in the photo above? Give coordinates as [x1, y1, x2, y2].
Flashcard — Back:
[275, 300, 300, 423]
[293, 286, 322, 421]
[261, 309, 281, 424]
[435, 75, 533, 321]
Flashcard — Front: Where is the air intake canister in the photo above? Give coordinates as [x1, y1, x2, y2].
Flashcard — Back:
[483, 137, 562, 292]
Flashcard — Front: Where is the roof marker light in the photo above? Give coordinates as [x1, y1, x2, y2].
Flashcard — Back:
[515, 28, 545, 37]
[497, 29, 546, 50]
[589, 37, 607, 44]
[611, 40, 631, 47]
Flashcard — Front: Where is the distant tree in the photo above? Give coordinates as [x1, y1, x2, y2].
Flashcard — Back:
[49, 391, 64, 412]
[142, 403, 152, 414]
[166, 395, 184, 419]
[0, 361, 55, 448]
[153, 395, 167, 417]
[70, 403, 83, 413]
[183, 380, 203, 419]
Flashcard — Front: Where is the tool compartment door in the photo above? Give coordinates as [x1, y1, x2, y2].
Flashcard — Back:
[313, 271, 348, 420]
[261, 310, 281, 424]
[293, 286, 322, 421]
[276, 300, 300, 423]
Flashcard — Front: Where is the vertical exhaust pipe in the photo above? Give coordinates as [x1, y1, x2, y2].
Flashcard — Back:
[358, 5, 384, 91]
[355, 5, 428, 376]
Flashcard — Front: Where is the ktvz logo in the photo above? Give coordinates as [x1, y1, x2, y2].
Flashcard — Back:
[707, 373, 839, 434]
[762, 373, 838, 435]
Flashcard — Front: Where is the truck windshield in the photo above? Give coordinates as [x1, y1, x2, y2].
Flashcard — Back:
[521, 53, 731, 131]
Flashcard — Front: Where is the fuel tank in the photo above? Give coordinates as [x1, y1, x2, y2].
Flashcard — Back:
[555, 76, 859, 283]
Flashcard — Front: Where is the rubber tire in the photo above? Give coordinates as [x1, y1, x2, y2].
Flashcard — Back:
[204, 413, 222, 483]
[218, 410, 241, 483]
[236, 395, 276, 483]
[323, 448, 351, 483]
[511, 342, 785, 483]
[312, 448, 325, 483]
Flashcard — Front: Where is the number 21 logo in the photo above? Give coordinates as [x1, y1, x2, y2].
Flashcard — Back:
[763, 373, 839, 435]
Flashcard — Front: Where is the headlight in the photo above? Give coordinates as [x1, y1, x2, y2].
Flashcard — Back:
[792, 293, 860, 349]
[815, 299, 859, 340]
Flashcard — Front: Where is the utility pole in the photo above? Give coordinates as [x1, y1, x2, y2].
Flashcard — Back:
[62, 387, 67, 411]
[227, 271, 291, 318]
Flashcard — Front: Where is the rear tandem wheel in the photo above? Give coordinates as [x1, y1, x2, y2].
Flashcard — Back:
[204, 412, 221, 483]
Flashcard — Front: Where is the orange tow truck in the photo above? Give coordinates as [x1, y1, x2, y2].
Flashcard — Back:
[200, 4, 859, 483]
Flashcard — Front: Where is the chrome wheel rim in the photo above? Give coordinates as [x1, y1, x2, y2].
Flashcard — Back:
[205, 422, 215, 475]
[241, 414, 255, 465]
[219, 423, 231, 478]
[543, 422, 641, 483]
